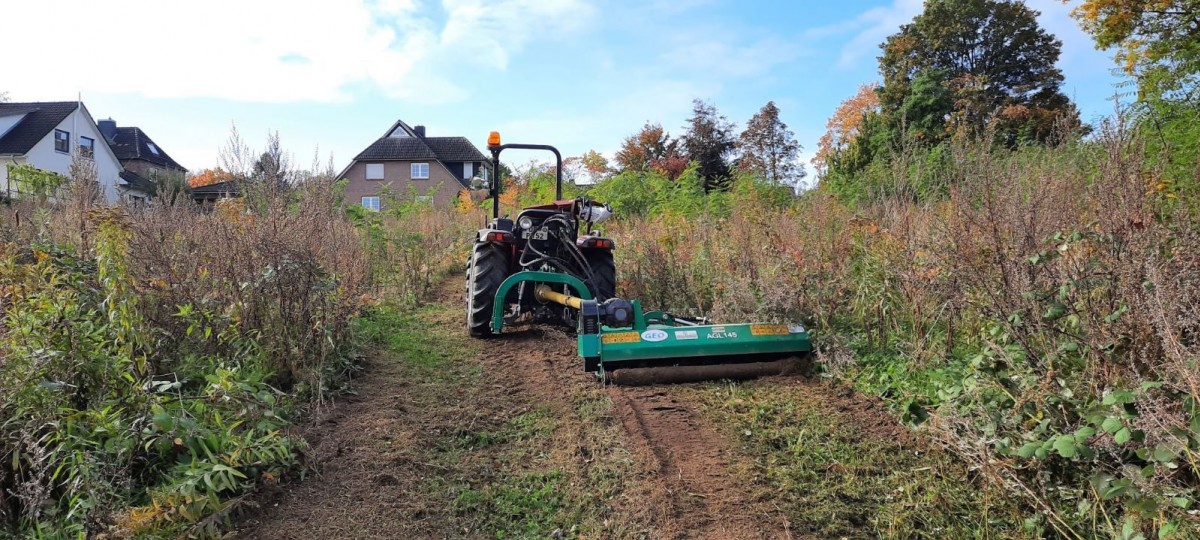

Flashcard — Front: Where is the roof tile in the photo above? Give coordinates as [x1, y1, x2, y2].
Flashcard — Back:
[110, 127, 187, 172]
[423, 137, 487, 162]
[0, 102, 78, 155]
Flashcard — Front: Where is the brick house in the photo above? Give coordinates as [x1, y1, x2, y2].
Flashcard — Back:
[98, 119, 188, 202]
[337, 119, 487, 210]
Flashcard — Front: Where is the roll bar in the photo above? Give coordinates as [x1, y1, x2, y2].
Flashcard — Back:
[487, 142, 562, 219]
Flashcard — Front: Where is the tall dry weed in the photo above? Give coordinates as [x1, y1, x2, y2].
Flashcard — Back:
[609, 117, 1199, 535]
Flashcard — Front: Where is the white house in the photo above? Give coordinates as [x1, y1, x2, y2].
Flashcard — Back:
[0, 101, 143, 203]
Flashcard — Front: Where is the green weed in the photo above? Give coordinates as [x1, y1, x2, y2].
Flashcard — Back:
[684, 381, 1029, 539]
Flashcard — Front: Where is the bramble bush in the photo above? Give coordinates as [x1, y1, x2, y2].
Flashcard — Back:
[604, 115, 1200, 538]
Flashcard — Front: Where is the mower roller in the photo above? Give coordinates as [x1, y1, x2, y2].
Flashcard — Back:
[465, 132, 811, 384]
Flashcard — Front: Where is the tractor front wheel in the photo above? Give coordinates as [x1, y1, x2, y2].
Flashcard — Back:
[585, 249, 617, 301]
[466, 242, 509, 337]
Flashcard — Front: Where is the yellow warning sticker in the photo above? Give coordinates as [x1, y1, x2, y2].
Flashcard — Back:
[750, 324, 790, 336]
[602, 332, 642, 344]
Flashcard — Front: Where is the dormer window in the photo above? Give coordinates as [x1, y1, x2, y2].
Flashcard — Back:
[54, 130, 69, 153]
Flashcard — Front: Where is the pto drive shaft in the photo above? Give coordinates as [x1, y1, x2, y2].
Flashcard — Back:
[535, 284, 583, 309]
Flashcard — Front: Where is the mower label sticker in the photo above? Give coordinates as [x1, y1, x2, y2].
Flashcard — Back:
[751, 324, 789, 336]
[707, 326, 739, 339]
[788, 324, 806, 334]
[603, 332, 641, 344]
[641, 329, 669, 342]
[674, 330, 699, 340]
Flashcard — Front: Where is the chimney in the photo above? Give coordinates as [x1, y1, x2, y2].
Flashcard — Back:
[414, 125, 426, 137]
[98, 118, 117, 142]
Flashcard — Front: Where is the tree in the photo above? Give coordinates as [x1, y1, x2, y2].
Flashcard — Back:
[577, 149, 612, 184]
[879, 0, 1080, 146]
[155, 170, 190, 206]
[738, 101, 805, 186]
[1071, 0, 1200, 99]
[188, 168, 235, 189]
[0, 91, 8, 103]
[613, 123, 688, 180]
[681, 99, 737, 192]
[814, 84, 882, 175]
[253, 131, 291, 189]
[898, 70, 955, 142]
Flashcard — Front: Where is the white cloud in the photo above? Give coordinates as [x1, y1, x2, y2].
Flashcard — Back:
[815, 0, 924, 69]
[659, 35, 805, 79]
[493, 79, 708, 158]
[439, 0, 593, 70]
[0, 0, 590, 104]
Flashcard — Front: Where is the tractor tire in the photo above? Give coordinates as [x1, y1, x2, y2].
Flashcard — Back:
[466, 242, 509, 338]
[585, 249, 617, 301]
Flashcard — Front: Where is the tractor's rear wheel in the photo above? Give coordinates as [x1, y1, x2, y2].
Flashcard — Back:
[466, 242, 508, 337]
[585, 249, 617, 301]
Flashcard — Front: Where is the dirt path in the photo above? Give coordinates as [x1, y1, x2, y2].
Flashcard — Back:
[232, 277, 794, 539]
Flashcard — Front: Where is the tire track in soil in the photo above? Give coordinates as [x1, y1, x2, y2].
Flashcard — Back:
[608, 386, 792, 540]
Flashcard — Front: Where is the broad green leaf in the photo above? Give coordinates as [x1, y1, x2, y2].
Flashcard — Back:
[1053, 436, 1077, 458]
[1016, 442, 1041, 458]
[1104, 389, 1136, 406]
[1152, 445, 1177, 463]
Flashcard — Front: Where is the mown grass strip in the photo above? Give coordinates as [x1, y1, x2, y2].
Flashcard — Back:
[679, 379, 1033, 539]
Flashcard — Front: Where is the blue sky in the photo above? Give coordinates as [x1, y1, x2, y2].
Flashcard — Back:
[2, 0, 1126, 182]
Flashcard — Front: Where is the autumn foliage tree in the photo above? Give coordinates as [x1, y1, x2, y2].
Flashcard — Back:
[614, 123, 687, 180]
[188, 168, 234, 189]
[1071, 0, 1200, 99]
[580, 149, 612, 183]
[737, 101, 804, 186]
[814, 84, 881, 175]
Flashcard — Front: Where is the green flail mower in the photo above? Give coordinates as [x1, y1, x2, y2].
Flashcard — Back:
[465, 132, 811, 384]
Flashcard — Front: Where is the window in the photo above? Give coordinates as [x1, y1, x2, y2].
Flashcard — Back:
[147, 143, 160, 155]
[148, 167, 159, 180]
[361, 196, 381, 211]
[54, 130, 69, 153]
[414, 195, 433, 203]
[79, 136, 94, 158]
[365, 163, 385, 180]
[463, 162, 473, 180]
[411, 162, 429, 179]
